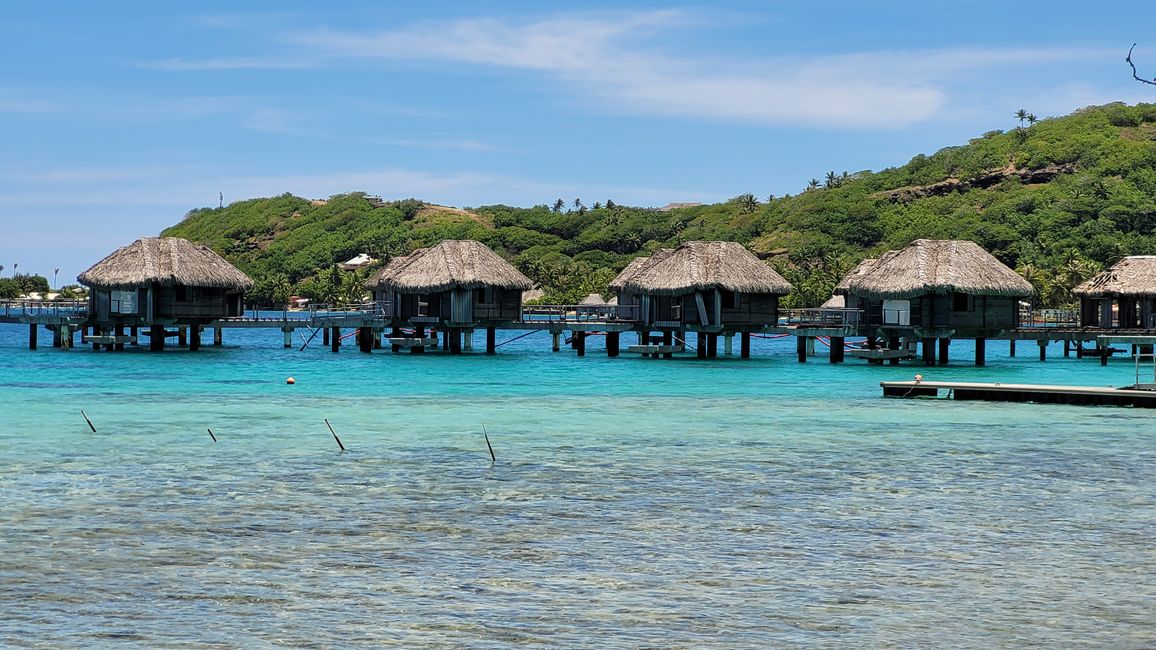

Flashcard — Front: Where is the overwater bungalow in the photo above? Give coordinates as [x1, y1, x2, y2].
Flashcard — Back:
[1073, 256, 1156, 329]
[364, 240, 532, 353]
[840, 239, 1033, 364]
[613, 241, 792, 357]
[77, 236, 253, 350]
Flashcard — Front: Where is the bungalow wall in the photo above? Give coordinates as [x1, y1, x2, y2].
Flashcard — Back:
[643, 290, 779, 328]
[391, 286, 522, 324]
[859, 293, 1020, 330]
[89, 284, 242, 322]
[1080, 296, 1156, 328]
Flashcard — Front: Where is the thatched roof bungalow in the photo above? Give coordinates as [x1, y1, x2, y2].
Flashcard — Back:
[613, 241, 791, 330]
[78, 236, 252, 325]
[840, 239, 1032, 334]
[1073, 256, 1156, 328]
[365, 240, 532, 326]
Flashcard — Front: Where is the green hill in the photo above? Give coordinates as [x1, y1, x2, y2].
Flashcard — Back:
[163, 102, 1156, 308]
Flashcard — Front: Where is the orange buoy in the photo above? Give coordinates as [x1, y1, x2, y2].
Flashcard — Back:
[286, 377, 296, 385]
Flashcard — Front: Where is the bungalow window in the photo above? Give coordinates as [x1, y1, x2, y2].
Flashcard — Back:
[719, 289, 740, 310]
[416, 294, 429, 316]
[174, 286, 189, 302]
[475, 287, 494, 305]
[952, 292, 972, 312]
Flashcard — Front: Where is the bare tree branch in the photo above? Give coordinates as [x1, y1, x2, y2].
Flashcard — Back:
[1127, 43, 1156, 85]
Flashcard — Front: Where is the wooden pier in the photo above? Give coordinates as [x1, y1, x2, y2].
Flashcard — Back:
[881, 380, 1156, 408]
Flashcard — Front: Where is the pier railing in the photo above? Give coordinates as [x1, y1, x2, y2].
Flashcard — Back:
[1018, 308, 1079, 328]
[0, 299, 88, 319]
[782, 308, 862, 327]
[523, 304, 639, 322]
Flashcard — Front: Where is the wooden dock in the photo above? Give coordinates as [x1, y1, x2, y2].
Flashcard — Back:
[881, 380, 1156, 407]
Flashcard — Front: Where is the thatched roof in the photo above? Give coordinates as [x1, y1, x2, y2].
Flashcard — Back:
[363, 240, 532, 293]
[820, 294, 845, 309]
[608, 249, 674, 292]
[579, 293, 617, 306]
[842, 239, 1032, 300]
[522, 287, 545, 302]
[78, 237, 253, 291]
[619, 241, 792, 296]
[832, 256, 894, 295]
[1073, 256, 1156, 297]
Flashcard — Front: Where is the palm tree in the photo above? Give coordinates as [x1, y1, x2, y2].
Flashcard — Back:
[552, 198, 564, 213]
[807, 178, 820, 191]
[1014, 108, 1028, 127]
[824, 171, 839, 189]
[1027, 113, 1038, 126]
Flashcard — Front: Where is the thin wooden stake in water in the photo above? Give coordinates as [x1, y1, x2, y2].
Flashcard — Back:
[324, 418, 346, 452]
[80, 410, 96, 433]
[482, 424, 496, 463]
[207, 428, 218, 443]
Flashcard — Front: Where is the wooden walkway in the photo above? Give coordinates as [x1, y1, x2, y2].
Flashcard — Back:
[881, 380, 1156, 408]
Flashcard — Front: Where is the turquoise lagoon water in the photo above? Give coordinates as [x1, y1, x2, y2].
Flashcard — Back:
[0, 324, 1153, 648]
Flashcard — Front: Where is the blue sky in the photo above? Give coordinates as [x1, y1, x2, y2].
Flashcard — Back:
[2, 1, 1154, 284]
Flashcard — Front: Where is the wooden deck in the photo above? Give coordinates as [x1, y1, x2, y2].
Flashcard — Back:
[881, 380, 1156, 407]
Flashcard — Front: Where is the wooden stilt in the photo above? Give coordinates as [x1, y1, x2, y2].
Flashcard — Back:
[575, 331, 586, 357]
[938, 338, 950, 365]
[189, 325, 201, 351]
[1039, 339, 1047, 362]
[724, 333, 733, 356]
[552, 331, 561, 352]
[463, 329, 474, 351]
[214, 327, 223, 346]
[663, 331, 673, 359]
[283, 327, 293, 348]
[391, 327, 402, 352]
[178, 327, 187, 348]
[449, 327, 462, 354]
[797, 335, 808, 363]
[358, 326, 374, 353]
[486, 327, 496, 354]
[323, 327, 330, 346]
[640, 331, 651, 358]
[975, 337, 986, 367]
[707, 333, 718, 358]
[28, 324, 37, 350]
[830, 336, 845, 363]
[697, 332, 708, 359]
[52, 326, 62, 348]
[606, 331, 620, 357]
[889, 335, 901, 365]
[1009, 339, 1016, 357]
[91, 325, 102, 351]
[151, 324, 165, 351]
[413, 326, 425, 353]
[922, 338, 936, 365]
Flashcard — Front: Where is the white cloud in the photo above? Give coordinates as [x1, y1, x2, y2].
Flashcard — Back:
[286, 12, 1111, 129]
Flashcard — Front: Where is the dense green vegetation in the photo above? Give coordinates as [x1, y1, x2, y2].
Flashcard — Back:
[163, 102, 1156, 308]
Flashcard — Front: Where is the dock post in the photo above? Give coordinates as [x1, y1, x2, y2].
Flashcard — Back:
[60, 326, 72, 350]
[607, 331, 620, 357]
[28, 323, 37, 350]
[358, 326, 374, 353]
[52, 326, 62, 348]
[486, 327, 496, 354]
[91, 325, 103, 351]
[975, 337, 986, 367]
[116, 324, 127, 351]
[707, 333, 718, 358]
[283, 327, 293, 348]
[724, 333, 733, 356]
[663, 331, 674, 359]
[922, 338, 936, 365]
[797, 335, 808, 363]
[575, 331, 586, 357]
[552, 331, 561, 352]
[214, 327, 223, 346]
[463, 329, 474, 352]
[151, 324, 165, 351]
[640, 331, 650, 357]
[1009, 339, 1016, 357]
[889, 335, 901, 365]
[830, 336, 845, 363]
[391, 327, 402, 352]
[374, 329, 383, 349]
[322, 327, 330, 346]
[189, 325, 201, 351]
[938, 338, 950, 365]
[330, 327, 340, 352]
[697, 332, 708, 359]
[1038, 339, 1047, 362]
[1100, 347, 1109, 366]
[741, 332, 750, 359]
[413, 326, 425, 353]
[178, 327, 187, 348]
[449, 328, 462, 354]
